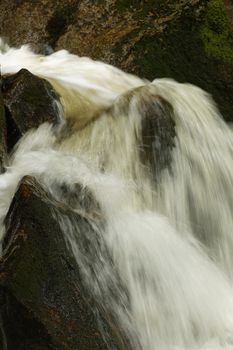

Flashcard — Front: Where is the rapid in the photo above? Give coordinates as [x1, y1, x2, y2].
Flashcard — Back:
[1, 39, 233, 349]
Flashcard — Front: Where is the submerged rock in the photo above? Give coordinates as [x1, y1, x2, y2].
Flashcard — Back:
[114, 85, 176, 181]
[140, 93, 175, 180]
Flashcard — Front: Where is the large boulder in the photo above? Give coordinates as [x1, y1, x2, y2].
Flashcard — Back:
[0, 176, 129, 350]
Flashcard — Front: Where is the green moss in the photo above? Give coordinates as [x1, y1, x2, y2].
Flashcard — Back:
[131, 2, 233, 122]
[200, 0, 233, 63]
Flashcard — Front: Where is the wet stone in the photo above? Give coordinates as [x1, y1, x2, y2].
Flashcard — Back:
[0, 176, 129, 350]
[139, 89, 176, 180]
[114, 85, 176, 182]
[2, 69, 62, 151]
[0, 81, 7, 172]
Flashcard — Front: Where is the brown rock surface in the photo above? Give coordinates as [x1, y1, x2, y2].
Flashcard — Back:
[1, 0, 233, 121]
[0, 176, 129, 350]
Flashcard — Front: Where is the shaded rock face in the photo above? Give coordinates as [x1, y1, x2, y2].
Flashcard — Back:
[140, 94, 175, 180]
[134, 86, 175, 180]
[0, 289, 53, 350]
[0, 176, 129, 350]
[114, 85, 175, 182]
[2, 69, 62, 152]
[0, 0, 233, 121]
[0, 87, 6, 173]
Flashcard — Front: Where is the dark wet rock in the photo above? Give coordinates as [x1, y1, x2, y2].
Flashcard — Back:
[0, 289, 53, 350]
[139, 90, 175, 180]
[2, 69, 62, 152]
[114, 85, 176, 181]
[0, 176, 129, 350]
[0, 83, 7, 172]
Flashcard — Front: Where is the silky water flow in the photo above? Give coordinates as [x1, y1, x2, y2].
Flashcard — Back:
[1, 39, 233, 349]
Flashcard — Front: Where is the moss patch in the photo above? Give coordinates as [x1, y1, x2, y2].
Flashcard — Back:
[200, 0, 233, 63]
[132, 2, 233, 122]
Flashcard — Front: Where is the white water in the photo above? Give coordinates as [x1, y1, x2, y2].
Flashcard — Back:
[1, 40, 233, 349]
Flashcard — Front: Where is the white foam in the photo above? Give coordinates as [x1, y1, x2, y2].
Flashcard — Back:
[1, 40, 233, 349]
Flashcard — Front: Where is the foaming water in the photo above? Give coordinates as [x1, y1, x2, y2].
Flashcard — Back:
[152, 80, 233, 279]
[0, 39, 145, 129]
[1, 40, 233, 349]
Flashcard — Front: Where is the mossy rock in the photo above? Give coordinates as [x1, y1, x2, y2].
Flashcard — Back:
[133, 0, 233, 122]
[200, 0, 233, 64]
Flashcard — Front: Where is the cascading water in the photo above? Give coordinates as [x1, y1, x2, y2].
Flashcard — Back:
[1, 39, 233, 349]
[153, 81, 233, 278]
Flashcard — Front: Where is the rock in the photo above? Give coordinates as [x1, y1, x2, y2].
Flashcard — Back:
[133, 0, 233, 123]
[0, 1, 78, 49]
[2, 69, 62, 152]
[0, 176, 129, 350]
[0, 289, 53, 350]
[1, 1, 233, 122]
[139, 90, 175, 180]
[114, 85, 176, 181]
[0, 80, 7, 172]
[0, 82, 6, 173]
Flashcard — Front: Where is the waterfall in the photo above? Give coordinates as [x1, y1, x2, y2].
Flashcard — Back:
[1, 40, 233, 349]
